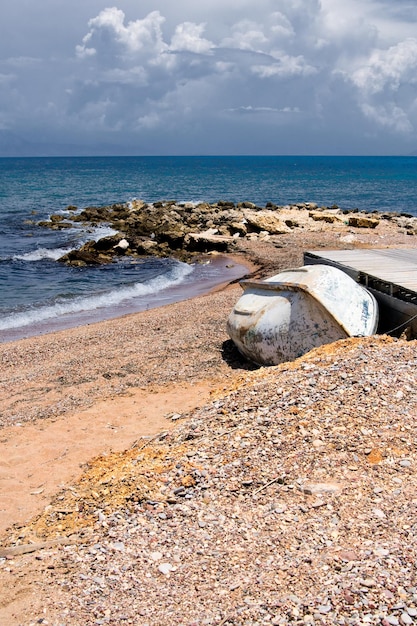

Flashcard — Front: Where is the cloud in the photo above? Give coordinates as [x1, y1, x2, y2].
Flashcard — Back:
[270, 12, 295, 38]
[65, 3, 417, 150]
[350, 38, 417, 94]
[99, 67, 148, 86]
[342, 38, 417, 135]
[4, 56, 40, 68]
[251, 54, 317, 78]
[221, 20, 269, 51]
[360, 102, 413, 133]
[2, 0, 417, 153]
[76, 8, 167, 59]
[227, 105, 300, 114]
[170, 22, 213, 54]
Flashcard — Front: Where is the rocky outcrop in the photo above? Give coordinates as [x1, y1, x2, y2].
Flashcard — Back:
[35, 199, 417, 267]
[243, 211, 292, 234]
[58, 235, 128, 266]
[348, 215, 379, 229]
[184, 230, 235, 253]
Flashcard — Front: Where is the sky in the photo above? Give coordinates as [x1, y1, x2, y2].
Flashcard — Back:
[1, 0, 417, 155]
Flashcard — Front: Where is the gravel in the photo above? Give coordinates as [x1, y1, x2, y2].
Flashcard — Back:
[2, 335, 416, 626]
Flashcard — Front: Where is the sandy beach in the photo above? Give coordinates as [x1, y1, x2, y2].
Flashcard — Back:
[1, 220, 417, 625]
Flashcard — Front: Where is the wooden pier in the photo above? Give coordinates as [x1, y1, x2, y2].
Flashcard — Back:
[304, 249, 417, 337]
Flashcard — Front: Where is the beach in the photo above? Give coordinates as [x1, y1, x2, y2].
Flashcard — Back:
[1, 220, 417, 625]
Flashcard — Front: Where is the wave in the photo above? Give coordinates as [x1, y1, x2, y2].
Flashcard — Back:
[12, 247, 73, 261]
[11, 225, 119, 262]
[0, 262, 194, 331]
[87, 225, 119, 241]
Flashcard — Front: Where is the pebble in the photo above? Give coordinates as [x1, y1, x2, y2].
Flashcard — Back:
[372, 508, 386, 519]
[311, 500, 326, 508]
[158, 563, 174, 576]
[338, 550, 359, 562]
[302, 482, 342, 495]
[312, 439, 325, 448]
[318, 605, 332, 614]
[374, 548, 390, 557]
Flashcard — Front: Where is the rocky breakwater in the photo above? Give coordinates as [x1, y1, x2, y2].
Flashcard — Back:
[37, 199, 417, 267]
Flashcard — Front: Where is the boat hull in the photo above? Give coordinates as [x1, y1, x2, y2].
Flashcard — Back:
[226, 265, 378, 366]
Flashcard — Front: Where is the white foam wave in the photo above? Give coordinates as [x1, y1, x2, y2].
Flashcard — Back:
[0, 262, 194, 331]
[88, 225, 119, 241]
[13, 247, 73, 261]
[12, 225, 119, 263]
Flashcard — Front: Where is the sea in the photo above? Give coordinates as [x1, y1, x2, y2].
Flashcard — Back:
[1, 155, 416, 343]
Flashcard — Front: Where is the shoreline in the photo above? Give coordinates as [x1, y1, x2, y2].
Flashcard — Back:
[0, 253, 254, 344]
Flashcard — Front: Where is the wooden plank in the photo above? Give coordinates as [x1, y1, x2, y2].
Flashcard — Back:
[305, 249, 417, 295]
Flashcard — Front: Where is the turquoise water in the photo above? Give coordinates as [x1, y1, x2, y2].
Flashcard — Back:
[1, 155, 416, 340]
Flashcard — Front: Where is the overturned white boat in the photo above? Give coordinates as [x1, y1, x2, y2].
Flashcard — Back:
[227, 264, 378, 366]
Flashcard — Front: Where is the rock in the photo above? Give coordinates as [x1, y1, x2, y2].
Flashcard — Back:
[38, 220, 73, 230]
[229, 222, 248, 236]
[310, 211, 343, 223]
[128, 199, 148, 211]
[157, 229, 186, 250]
[217, 200, 235, 208]
[348, 215, 379, 228]
[92, 235, 126, 252]
[244, 210, 292, 234]
[58, 235, 128, 265]
[133, 239, 161, 256]
[58, 249, 109, 266]
[184, 232, 235, 253]
[114, 238, 129, 252]
[237, 201, 257, 209]
[49, 214, 65, 223]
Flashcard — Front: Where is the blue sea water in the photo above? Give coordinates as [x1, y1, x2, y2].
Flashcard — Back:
[1, 155, 416, 342]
